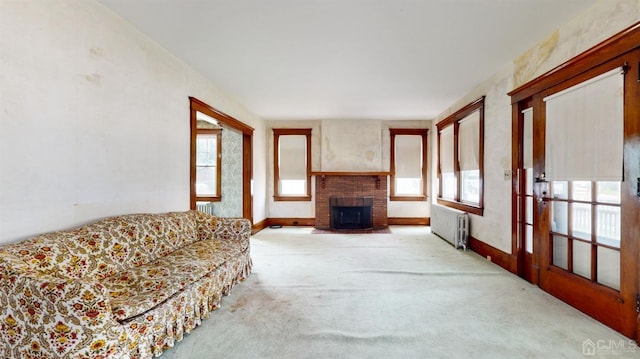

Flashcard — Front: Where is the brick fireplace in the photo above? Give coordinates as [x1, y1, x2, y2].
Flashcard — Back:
[313, 172, 388, 230]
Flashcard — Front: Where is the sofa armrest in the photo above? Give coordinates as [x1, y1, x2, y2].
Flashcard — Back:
[0, 252, 125, 358]
[213, 217, 252, 245]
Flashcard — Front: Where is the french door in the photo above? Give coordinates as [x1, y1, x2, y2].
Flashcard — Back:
[512, 45, 640, 339]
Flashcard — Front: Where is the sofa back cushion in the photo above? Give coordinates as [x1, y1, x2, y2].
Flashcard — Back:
[61, 211, 201, 280]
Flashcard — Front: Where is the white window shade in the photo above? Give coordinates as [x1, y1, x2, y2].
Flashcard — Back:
[522, 108, 533, 169]
[395, 135, 422, 178]
[458, 111, 480, 171]
[279, 135, 307, 180]
[544, 67, 624, 181]
[439, 126, 454, 173]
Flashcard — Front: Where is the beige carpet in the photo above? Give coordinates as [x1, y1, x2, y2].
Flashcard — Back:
[160, 226, 635, 358]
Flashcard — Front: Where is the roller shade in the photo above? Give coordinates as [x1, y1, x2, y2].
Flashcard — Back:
[395, 135, 422, 178]
[279, 135, 307, 180]
[458, 111, 480, 171]
[543, 67, 624, 181]
[439, 126, 454, 173]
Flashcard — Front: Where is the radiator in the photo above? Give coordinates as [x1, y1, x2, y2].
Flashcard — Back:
[431, 204, 469, 250]
[196, 202, 216, 216]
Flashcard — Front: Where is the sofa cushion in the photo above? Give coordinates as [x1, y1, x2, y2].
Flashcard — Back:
[105, 239, 246, 321]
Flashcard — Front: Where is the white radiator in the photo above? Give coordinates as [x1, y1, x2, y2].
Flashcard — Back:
[196, 203, 216, 216]
[431, 204, 469, 250]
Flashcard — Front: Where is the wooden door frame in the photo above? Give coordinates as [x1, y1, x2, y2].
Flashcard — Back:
[509, 22, 640, 339]
[189, 97, 254, 222]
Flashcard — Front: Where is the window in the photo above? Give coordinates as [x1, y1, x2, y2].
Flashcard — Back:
[390, 129, 428, 200]
[436, 96, 484, 215]
[193, 112, 222, 202]
[273, 129, 311, 201]
[195, 129, 221, 197]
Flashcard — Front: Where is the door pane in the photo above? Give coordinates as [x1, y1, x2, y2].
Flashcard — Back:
[526, 224, 533, 254]
[596, 205, 620, 248]
[552, 181, 568, 199]
[525, 168, 533, 195]
[597, 246, 620, 290]
[571, 181, 592, 201]
[573, 240, 591, 279]
[526, 197, 533, 224]
[572, 203, 591, 240]
[552, 201, 568, 234]
[596, 182, 621, 204]
[553, 235, 568, 270]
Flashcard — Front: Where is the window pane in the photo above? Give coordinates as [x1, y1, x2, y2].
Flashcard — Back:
[553, 235, 568, 270]
[442, 172, 455, 200]
[460, 170, 480, 203]
[396, 178, 422, 195]
[196, 135, 217, 166]
[572, 240, 591, 279]
[571, 181, 591, 201]
[196, 167, 217, 196]
[551, 201, 568, 234]
[597, 181, 621, 204]
[280, 179, 306, 195]
[572, 203, 591, 240]
[597, 246, 620, 290]
[596, 205, 620, 247]
[196, 133, 218, 196]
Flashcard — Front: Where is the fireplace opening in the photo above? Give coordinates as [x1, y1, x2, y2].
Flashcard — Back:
[329, 196, 373, 230]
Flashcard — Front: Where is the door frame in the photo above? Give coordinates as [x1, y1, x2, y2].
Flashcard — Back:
[189, 97, 254, 222]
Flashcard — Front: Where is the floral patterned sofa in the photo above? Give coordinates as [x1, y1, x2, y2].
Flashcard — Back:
[0, 210, 252, 359]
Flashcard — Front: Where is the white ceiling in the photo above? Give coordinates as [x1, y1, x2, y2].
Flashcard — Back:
[99, 0, 595, 120]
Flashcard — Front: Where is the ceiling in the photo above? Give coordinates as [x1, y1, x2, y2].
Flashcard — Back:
[99, 0, 596, 121]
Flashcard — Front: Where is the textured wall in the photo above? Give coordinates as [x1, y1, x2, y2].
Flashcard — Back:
[209, 128, 243, 217]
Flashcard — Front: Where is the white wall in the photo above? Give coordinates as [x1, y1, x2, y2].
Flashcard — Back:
[0, 0, 266, 244]
[432, 0, 640, 253]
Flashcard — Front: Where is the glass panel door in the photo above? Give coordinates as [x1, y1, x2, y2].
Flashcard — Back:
[548, 180, 621, 291]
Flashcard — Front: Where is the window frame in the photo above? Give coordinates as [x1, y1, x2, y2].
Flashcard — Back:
[273, 128, 312, 201]
[390, 128, 428, 201]
[194, 128, 222, 202]
[436, 96, 485, 215]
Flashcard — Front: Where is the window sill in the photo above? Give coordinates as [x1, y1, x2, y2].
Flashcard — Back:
[274, 195, 312, 202]
[196, 196, 222, 202]
[390, 195, 427, 201]
[436, 198, 483, 216]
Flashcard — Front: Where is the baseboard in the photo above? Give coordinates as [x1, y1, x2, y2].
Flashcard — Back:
[468, 236, 514, 274]
[252, 219, 269, 234]
[388, 217, 430, 225]
[265, 218, 316, 227]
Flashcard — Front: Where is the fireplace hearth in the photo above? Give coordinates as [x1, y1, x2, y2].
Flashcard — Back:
[330, 197, 373, 230]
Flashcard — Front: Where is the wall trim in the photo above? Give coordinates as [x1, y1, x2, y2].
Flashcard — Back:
[468, 236, 514, 274]
[388, 217, 430, 225]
